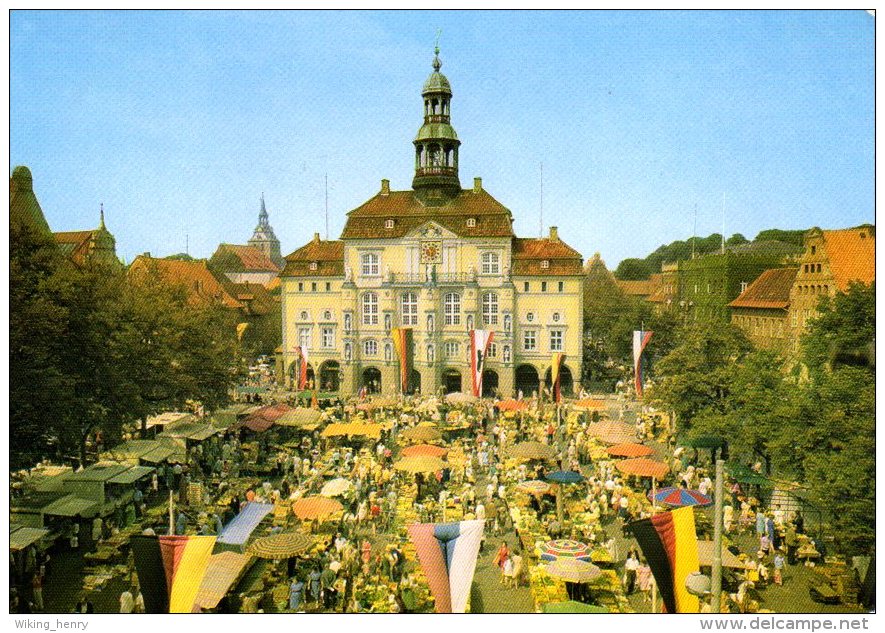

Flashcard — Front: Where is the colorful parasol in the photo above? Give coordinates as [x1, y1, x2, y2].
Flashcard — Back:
[509, 441, 557, 462]
[291, 496, 343, 521]
[648, 486, 712, 507]
[607, 442, 655, 458]
[247, 531, 313, 559]
[544, 558, 604, 583]
[587, 420, 637, 445]
[445, 392, 478, 405]
[320, 478, 354, 497]
[401, 444, 449, 458]
[393, 455, 446, 474]
[516, 480, 551, 496]
[400, 426, 442, 443]
[539, 539, 592, 562]
[615, 457, 670, 480]
[572, 398, 607, 412]
[494, 399, 529, 411]
[545, 470, 585, 485]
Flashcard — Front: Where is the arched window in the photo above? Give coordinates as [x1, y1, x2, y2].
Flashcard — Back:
[481, 252, 500, 275]
[427, 314, 435, 333]
[344, 342, 352, 361]
[466, 315, 474, 331]
[503, 345, 511, 363]
[344, 313, 352, 332]
[481, 293, 499, 325]
[401, 292, 418, 325]
[503, 314, 512, 332]
[363, 339, 378, 356]
[444, 293, 461, 325]
[362, 292, 378, 325]
[384, 342, 392, 362]
[361, 253, 379, 276]
[427, 344, 435, 363]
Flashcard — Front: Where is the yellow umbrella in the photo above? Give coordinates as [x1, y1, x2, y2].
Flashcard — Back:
[292, 496, 344, 521]
[401, 444, 449, 458]
[544, 558, 604, 583]
[247, 531, 313, 559]
[509, 441, 557, 462]
[400, 426, 442, 443]
[393, 455, 446, 474]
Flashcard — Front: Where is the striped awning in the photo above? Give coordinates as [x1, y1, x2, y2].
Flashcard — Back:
[193, 551, 254, 610]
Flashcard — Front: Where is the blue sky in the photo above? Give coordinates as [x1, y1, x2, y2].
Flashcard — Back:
[10, 10, 874, 269]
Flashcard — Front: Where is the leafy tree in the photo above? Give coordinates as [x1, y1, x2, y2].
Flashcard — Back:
[753, 228, 806, 246]
[725, 233, 749, 246]
[801, 282, 875, 374]
[647, 321, 751, 430]
[613, 258, 652, 280]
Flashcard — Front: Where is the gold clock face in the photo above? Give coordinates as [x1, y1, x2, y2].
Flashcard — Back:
[420, 240, 442, 264]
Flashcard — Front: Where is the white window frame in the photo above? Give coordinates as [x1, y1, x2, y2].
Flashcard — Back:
[361, 252, 380, 276]
[401, 292, 418, 326]
[480, 252, 500, 275]
[466, 217, 476, 228]
[298, 327, 312, 351]
[362, 292, 379, 325]
[487, 342, 497, 358]
[444, 341, 460, 358]
[363, 339, 378, 356]
[523, 330, 537, 351]
[444, 292, 461, 325]
[481, 292, 499, 325]
[549, 329, 563, 352]
[321, 327, 334, 349]
[540, 260, 549, 269]
[384, 219, 395, 229]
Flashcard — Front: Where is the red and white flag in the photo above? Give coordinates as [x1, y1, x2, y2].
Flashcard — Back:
[633, 330, 653, 397]
[294, 346, 310, 390]
[469, 329, 494, 397]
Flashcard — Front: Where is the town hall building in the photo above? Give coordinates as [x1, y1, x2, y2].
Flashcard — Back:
[280, 49, 584, 397]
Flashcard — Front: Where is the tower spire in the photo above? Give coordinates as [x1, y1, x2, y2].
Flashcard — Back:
[99, 203, 106, 230]
[412, 42, 461, 203]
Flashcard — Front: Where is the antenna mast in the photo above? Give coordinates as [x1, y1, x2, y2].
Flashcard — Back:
[721, 192, 726, 254]
[539, 162, 544, 238]
[325, 173, 329, 240]
[692, 203, 698, 259]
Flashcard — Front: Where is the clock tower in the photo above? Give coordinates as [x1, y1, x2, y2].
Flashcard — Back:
[412, 47, 461, 204]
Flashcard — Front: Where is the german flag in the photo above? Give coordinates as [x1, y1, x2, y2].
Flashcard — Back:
[392, 327, 414, 393]
[628, 507, 700, 613]
[131, 535, 216, 613]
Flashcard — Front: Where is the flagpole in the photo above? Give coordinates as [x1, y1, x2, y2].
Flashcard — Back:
[169, 490, 175, 535]
[711, 458, 724, 613]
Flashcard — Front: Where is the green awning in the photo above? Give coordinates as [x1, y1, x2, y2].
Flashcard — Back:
[10, 526, 50, 551]
[42, 495, 99, 518]
[108, 466, 156, 485]
[65, 463, 131, 482]
[236, 386, 268, 394]
[726, 463, 771, 486]
[140, 445, 180, 464]
[293, 390, 338, 400]
[159, 421, 219, 441]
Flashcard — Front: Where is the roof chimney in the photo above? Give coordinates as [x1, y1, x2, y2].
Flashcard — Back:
[380, 179, 390, 195]
[313, 232, 320, 243]
[142, 252, 151, 258]
[473, 177, 482, 193]
[549, 226, 559, 241]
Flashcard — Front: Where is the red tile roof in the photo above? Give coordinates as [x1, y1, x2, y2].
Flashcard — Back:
[511, 237, 583, 276]
[728, 267, 798, 310]
[280, 239, 345, 277]
[822, 228, 875, 291]
[341, 189, 514, 239]
[617, 279, 655, 297]
[215, 244, 280, 272]
[129, 256, 243, 309]
[54, 231, 96, 266]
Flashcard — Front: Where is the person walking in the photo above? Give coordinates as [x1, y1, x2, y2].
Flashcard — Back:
[624, 549, 640, 595]
[288, 577, 305, 611]
[308, 568, 322, 605]
[119, 588, 135, 613]
[31, 573, 44, 612]
[773, 551, 785, 586]
[493, 541, 510, 584]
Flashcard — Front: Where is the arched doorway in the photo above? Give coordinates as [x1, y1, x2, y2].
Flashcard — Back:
[362, 367, 381, 394]
[515, 364, 540, 398]
[319, 360, 340, 392]
[482, 369, 499, 398]
[408, 369, 422, 395]
[442, 368, 462, 394]
[287, 361, 315, 389]
[544, 364, 575, 397]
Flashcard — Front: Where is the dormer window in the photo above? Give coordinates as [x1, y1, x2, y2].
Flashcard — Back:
[299, 310, 308, 321]
[466, 217, 477, 228]
[385, 219, 395, 229]
[540, 260, 550, 269]
[309, 261, 318, 271]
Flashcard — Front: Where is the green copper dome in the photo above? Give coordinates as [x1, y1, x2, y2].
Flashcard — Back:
[422, 48, 452, 95]
[414, 122, 459, 142]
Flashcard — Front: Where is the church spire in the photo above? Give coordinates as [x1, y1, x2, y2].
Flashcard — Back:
[99, 203, 106, 230]
[412, 45, 461, 203]
[248, 193, 284, 268]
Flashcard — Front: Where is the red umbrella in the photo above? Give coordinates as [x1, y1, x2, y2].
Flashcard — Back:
[539, 539, 592, 562]
[607, 443, 654, 458]
[648, 487, 712, 507]
[615, 457, 670, 480]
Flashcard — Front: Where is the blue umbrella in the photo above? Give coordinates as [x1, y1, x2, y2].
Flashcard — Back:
[546, 470, 585, 484]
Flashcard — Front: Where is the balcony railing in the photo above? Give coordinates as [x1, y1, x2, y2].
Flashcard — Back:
[389, 272, 475, 285]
